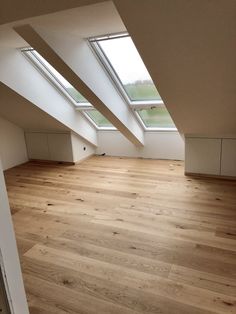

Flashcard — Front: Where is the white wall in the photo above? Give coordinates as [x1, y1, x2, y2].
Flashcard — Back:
[0, 160, 29, 313]
[0, 82, 73, 133]
[71, 132, 95, 162]
[0, 116, 28, 170]
[96, 131, 184, 160]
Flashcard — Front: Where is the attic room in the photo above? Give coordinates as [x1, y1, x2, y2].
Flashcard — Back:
[0, 1, 235, 313]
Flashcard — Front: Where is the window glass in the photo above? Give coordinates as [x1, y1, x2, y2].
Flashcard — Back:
[137, 106, 175, 128]
[85, 110, 113, 128]
[97, 36, 161, 101]
[22, 49, 115, 128]
[27, 50, 88, 103]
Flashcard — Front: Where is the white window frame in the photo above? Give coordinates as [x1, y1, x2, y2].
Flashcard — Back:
[88, 33, 177, 131]
[134, 110, 177, 132]
[21, 47, 92, 108]
[82, 107, 116, 131]
[21, 47, 116, 130]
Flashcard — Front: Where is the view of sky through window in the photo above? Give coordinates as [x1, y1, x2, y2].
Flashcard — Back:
[98, 36, 162, 101]
[93, 34, 175, 128]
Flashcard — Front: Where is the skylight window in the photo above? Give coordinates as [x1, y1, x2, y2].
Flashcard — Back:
[89, 33, 176, 130]
[90, 34, 161, 103]
[22, 49, 88, 104]
[21, 48, 115, 130]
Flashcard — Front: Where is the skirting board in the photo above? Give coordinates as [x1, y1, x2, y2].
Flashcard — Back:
[74, 154, 95, 164]
[95, 154, 183, 162]
[29, 159, 75, 165]
[29, 154, 95, 165]
[5, 155, 95, 170]
[185, 172, 236, 181]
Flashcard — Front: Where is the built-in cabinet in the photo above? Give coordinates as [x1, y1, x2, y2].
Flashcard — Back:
[25, 132, 74, 162]
[185, 137, 236, 177]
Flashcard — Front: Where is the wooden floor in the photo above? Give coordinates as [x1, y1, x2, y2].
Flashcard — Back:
[4, 156, 236, 314]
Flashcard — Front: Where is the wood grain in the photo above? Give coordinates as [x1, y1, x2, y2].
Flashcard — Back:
[5, 156, 236, 314]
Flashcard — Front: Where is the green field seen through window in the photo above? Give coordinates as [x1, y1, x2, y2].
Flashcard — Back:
[124, 81, 161, 101]
[86, 110, 113, 127]
[66, 87, 88, 103]
[66, 81, 161, 103]
[138, 106, 175, 128]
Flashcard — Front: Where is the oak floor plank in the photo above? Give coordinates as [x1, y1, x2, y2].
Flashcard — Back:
[5, 156, 236, 314]
[22, 257, 215, 314]
[24, 244, 236, 314]
[24, 273, 139, 314]
[169, 265, 236, 297]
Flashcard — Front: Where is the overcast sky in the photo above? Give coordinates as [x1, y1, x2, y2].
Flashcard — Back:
[100, 36, 152, 85]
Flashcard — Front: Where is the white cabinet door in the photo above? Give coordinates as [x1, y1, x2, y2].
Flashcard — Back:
[25, 132, 74, 162]
[25, 133, 49, 160]
[47, 133, 73, 162]
[185, 137, 221, 175]
[221, 139, 236, 176]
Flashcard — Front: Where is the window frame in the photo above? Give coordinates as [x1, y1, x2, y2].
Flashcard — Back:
[134, 109, 177, 132]
[81, 107, 116, 130]
[21, 47, 92, 108]
[21, 47, 116, 130]
[89, 33, 177, 131]
[21, 44, 176, 132]
[89, 33, 162, 106]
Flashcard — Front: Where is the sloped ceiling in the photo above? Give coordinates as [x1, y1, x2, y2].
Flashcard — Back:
[0, 82, 69, 131]
[114, 0, 236, 136]
[0, 1, 144, 146]
[0, 0, 107, 25]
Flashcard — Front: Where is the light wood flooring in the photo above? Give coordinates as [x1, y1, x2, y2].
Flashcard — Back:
[4, 156, 236, 314]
